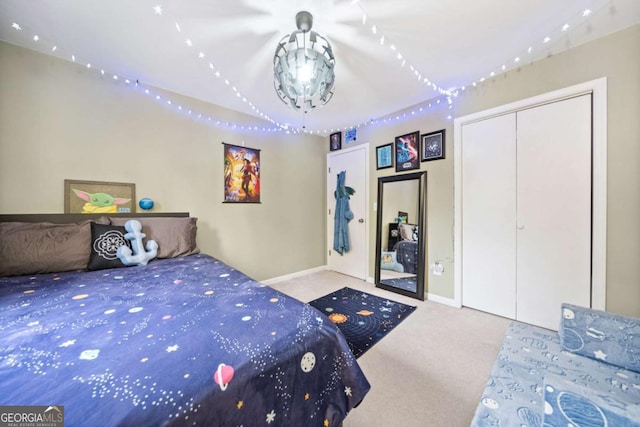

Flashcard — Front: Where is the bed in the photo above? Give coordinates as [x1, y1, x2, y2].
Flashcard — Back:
[393, 223, 418, 274]
[393, 240, 417, 274]
[0, 213, 370, 426]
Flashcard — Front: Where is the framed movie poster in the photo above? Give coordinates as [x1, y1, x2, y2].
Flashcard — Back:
[223, 143, 261, 203]
[395, 130, 420, 172]
[330, 132, 342, 151]
[421, 129, 446, 161]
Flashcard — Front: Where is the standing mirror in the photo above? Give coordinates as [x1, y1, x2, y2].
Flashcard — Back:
[375, 172, 427, 300]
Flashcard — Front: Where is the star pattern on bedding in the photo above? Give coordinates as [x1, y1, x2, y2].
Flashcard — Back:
[0, 254, 370, 425]
[266, 409, 276, 423]
[593, 349, 607, 360]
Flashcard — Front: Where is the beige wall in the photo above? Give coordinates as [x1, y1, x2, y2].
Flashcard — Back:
[356, 25, 640, 317]
[0, 41, 327, 281]
[2, 24, 639, 317]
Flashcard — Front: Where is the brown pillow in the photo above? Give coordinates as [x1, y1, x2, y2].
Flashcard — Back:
[0, 218, 110, 277]
[108, 217, 199, 259]
[398, 223, 417, 241]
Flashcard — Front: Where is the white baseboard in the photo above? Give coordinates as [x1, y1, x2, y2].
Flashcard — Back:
[265, 270, 459, 310]
[262, 265, 328, 285]
[427, 292, 461, 308]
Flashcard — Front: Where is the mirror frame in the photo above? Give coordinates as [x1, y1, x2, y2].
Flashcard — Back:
[374, 171, 427, 300]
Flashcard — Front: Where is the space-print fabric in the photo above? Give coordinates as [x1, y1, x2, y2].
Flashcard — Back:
[0, 254, 370, 426]
[559, 303, 640, 373]
[471, 321, 640, 427]
[542, 374, 640, 427]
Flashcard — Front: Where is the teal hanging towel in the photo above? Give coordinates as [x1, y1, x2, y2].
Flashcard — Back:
[333, 171, 355, 255]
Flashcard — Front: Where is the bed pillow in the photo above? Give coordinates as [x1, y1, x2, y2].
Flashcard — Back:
[0, 218, 109, 277]
[381, 251, 404, 273]
[88, 223, 132, 271]
[108, 216, 199, 259]
[116, 220, 158, 266]
[559, 303, 640, 373]
[399, 223, 418, 241]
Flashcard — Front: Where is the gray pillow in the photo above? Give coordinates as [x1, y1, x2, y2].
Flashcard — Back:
[0, 218, 109, 276]
[398, 223, 417, 241]
[108, 217, 199, 259]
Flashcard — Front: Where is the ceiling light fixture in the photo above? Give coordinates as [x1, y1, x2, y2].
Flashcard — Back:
[273, 11, 336, 112]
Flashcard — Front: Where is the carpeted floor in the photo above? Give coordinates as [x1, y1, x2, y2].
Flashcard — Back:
[269, 270, 511, 427]
[309, 287, 416, 358]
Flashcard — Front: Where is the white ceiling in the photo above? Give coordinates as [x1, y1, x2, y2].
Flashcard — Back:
[1, 0, 638, 133]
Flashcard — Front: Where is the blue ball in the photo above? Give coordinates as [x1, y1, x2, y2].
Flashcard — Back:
[138, 198, 154, 210]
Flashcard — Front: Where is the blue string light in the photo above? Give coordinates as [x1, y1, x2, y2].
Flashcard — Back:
[7, 4, 601, 135]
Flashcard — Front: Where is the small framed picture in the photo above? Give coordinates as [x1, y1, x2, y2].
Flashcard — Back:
[421, 129, 446, 161]
[329, 132, 342, 151]
[395, 130, 420, 172]
[345, 128, 357, 144]
[376, 143, 393, 170]
[397, 211, 408, 223]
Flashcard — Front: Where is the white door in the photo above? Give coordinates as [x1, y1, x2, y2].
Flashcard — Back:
[327, 144, 369, 280]
[461, 113, 517, 319]
[516, 94, 592, 330]
[460, 95, 592, 330]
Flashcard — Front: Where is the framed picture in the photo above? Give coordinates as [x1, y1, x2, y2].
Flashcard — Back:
[344, 128, 357, 144]
[376, 143, 393, 170]
[64, 179, 136, 214]
[223, 143, 261, 203]
[397, 211, 408, 223]
[421, 129, 446, 161]
[329, 132, 342, 151]
[395, 130, 420, 172]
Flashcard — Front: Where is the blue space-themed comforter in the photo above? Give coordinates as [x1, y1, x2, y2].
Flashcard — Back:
[393, 240, 417, 274]
[0, 254, 370, 426]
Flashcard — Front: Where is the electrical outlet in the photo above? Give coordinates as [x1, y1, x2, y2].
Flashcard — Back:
[432, 262, 444, 276]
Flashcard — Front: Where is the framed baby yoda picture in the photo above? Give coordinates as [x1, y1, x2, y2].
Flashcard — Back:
[64, 179, 136, 214]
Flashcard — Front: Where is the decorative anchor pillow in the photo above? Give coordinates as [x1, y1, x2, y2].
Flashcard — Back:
[117, 219, 158, 266]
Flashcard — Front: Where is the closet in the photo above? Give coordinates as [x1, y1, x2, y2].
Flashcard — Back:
[460, 94, 592, 330]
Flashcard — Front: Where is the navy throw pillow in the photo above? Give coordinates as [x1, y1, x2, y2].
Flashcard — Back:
[88, 223, 132, 271]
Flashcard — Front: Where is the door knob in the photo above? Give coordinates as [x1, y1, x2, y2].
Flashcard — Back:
[358, 218, 365, 223]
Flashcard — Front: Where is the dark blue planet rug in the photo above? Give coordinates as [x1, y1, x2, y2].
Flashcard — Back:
[309, 287, 416, 358]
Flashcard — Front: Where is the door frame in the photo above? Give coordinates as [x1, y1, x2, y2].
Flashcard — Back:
[453, 77, 607, 310]
[327, 143, 370, 279]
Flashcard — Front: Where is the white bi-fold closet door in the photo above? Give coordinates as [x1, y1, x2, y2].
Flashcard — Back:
[461, 94, 592, 330]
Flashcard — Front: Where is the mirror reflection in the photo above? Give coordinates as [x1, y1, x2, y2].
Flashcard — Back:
[375, 172, 426, 300]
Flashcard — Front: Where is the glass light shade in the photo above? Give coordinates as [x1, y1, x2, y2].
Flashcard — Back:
[274, 12, 335, 111]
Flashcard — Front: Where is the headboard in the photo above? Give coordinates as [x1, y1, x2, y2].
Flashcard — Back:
[0, 212, 189, 223]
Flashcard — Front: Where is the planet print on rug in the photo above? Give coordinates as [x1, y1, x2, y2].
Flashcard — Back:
[308, 287, 416, 358]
